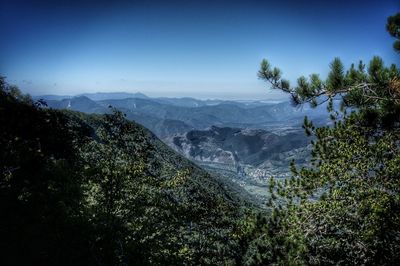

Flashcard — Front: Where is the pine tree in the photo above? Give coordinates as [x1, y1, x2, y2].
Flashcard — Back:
[246, 13, 400, 265]
[387, 13, 400, 53]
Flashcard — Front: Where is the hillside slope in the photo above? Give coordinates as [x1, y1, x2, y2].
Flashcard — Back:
[168, 126, 310, 166]
[166, 126, 311, 200]
[0, 85, 255, 265]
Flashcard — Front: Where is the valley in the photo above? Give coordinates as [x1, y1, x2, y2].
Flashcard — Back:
[39, 92, 322, 202]
[166, 126, 312, 201]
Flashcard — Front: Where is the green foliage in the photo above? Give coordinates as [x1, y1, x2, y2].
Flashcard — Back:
[0, 79, 93, 265]
[258, 54, 400, 113]
[246, 13, 400, 265]
[0, 77, 248, 265]
[387, 13, 400, 53]
[327, 57, 345, 92]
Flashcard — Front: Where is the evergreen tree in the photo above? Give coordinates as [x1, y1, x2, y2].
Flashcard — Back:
[387, 13, 400, 53]
[245, 13, 400, 265]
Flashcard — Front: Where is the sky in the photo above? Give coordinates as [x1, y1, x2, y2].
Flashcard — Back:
[0, 0, 399, 100]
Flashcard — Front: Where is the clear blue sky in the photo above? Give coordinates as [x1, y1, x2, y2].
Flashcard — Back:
[0, 0, 398, 100]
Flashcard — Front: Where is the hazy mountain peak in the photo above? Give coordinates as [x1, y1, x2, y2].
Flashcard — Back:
[79, 92, 149, 101]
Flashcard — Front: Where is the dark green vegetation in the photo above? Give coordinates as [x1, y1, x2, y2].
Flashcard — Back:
[0, 79, 258, 265]
[387, 13, 400, 53]
[241, 14, 400, 265]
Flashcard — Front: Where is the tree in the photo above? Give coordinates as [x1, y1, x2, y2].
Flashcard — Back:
[78, 109, 150, 264]
[387, 13, 400, 53]
[245, 13, 400, 265]
[0, 77, 94, 265]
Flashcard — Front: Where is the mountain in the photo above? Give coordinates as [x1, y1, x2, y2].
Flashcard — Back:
[94, 97, 331, 131]
[166, 126, 312, 200]
[35, 92, 149, 101]
[94, 98, 290, 129]
[79, 92, 149, 101]
[33, 94, 72, 101]
[1, 87, 257, 264]
[168, 126, 310, 167]
[41, 93, 333, 135]
[41, 94, 319, 187]
[153, 97, 211, 107]
[45, 95, 107, 114]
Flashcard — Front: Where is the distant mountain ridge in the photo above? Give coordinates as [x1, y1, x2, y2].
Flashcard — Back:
[38, 92, 331, 138]
[44, 96, 107, 114]
[80, 92, 149, 101]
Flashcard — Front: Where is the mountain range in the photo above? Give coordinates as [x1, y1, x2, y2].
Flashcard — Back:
[37, 92, 331, 136]
[36, 91, 325, 199]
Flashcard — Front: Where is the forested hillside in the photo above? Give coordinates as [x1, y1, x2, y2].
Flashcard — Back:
[0, 78, 256, 265]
